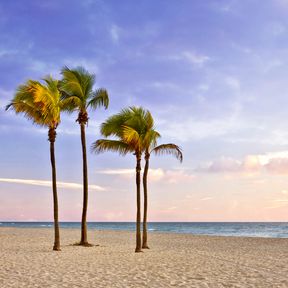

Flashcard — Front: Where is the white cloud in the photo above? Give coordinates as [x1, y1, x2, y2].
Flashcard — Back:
[168, 51, 210, 67]
[159, 116, 239, 142]
[0, 88, 13, 106]
[212, 0, 237, 13]
[97, 169, 134, 175]
[182, 51, 210, 67]
[200, 197, 214, 201]
[268, 22, 286, 36]
[0, 178, 105, 191]
[225, 76, 240, 90]
[0, 48, 19, 58]
[197, 150, 288, 175]
[96, 168, 194, 184]
[110, 24, 121, 43]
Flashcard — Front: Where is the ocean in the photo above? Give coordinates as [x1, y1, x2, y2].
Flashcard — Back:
[0, 222, 287, 238]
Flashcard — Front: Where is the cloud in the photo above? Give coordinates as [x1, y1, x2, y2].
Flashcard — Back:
[96, 168, 194, 184]
[97, 169, 134, 175]
[265, 158, 288, 174]
[211, 0, 238, 13]
[181, 51, 210, 67]
[267, 22, 286, 36]
[225, 76, 240, 90]
[0, 178, 105, 191]
[159, 116, 240, 142]
[0, 88, 13, 106]
[197, 150, 288, 175]
[110, 24, 121, 43]
[168, 51, 210, 67]
[200, 197, 214, 201]
[198, 157, 242, 173]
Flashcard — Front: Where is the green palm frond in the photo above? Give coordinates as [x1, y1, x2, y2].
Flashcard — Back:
[88, 88, 109, 109]
[100, 110, 131, 137]
[60, 96, 82, 113]
[6, 100, 45, 126]
[151, 144, 183, 162]
[122, 125, 141, 147]
[142, 129, 161, 150]
[60, 66, 109, 117]
[6, 77, 62, 128]
[91, 139, 132, 156]
[99, 106, 156, 154]
[60, 67, 85, 100]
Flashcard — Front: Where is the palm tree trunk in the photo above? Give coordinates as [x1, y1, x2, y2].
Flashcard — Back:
[135, 153, 142, 253]
[49, 127, 60, 251]
[142, 153, 150, 249]
[80, 122, 89, 245]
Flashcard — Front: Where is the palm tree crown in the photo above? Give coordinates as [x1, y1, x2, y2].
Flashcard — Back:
[60, 66, 109, 123]
[6, 76, 61, 130]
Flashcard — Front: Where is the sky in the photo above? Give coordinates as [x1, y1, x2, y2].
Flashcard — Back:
[1, 0, 288, 222]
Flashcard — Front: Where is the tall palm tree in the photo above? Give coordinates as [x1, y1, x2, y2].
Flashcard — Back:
[6, 77, 63, 251]
[142, 141, 183, 249]
[91, 107, 154, 252]
[60, 66, 109, 246]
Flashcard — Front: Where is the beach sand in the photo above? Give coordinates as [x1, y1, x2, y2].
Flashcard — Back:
[0, 228, 287, 287]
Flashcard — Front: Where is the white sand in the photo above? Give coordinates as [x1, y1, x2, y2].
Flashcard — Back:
[0, 228, 288, 287]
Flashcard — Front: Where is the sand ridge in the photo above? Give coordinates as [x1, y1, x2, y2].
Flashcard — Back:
[0, 228, 288, 287]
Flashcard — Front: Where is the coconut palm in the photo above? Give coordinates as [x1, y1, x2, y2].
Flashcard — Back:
[91, 107, 154, 252]
[142, 142, 183, 249]
[6, 77, 62, 251]
[60, 66, 109, 246]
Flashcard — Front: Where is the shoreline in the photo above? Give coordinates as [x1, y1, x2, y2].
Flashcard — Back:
[1, 224, 288, 239]
[1, 228, 288, 287]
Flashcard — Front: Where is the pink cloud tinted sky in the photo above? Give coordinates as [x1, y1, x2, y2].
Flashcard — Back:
[1, 0, 288, 221]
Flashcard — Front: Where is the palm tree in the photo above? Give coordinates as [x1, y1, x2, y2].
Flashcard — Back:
[91, 107, 154, 252]
[6, 77, 63, 251]
[142, 142, 183, 249]
[60, 66, 109, 246]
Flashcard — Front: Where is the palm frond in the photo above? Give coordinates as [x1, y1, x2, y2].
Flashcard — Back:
[6, 77, 62, 128]
[60, 66, 86, 101]
[142, 129, 161, 150]
[151, 144, 183, 162]
[122, 125, 141, 147]
[6, 100, 46, 126]
[100, 111, 131, 137]
[61, 96, 82, 113]
[88, 88, 109, 109]
[91, 139, 132, 156]
[60, 66, 108, 116]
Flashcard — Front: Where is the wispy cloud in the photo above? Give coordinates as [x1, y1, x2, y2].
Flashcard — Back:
[168, 51, 210, 67]
[0, 178, 105, 191]
[197, 150, 288, 175]
[110, 24, 121, 43]
[200, 197, 214, 201]
[96, 169, 134, 175]
[96, 168, 194, 183]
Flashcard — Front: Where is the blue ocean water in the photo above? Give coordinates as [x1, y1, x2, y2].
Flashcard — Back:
[0, 222, 287, 238]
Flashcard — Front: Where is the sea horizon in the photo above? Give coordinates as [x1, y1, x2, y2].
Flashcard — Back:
[1, 221, 288, 239]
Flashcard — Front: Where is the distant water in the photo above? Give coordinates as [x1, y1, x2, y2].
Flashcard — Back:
[0, 222, 288, 238]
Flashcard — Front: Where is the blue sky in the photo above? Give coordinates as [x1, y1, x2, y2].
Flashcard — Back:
[1, 0, 288, 221]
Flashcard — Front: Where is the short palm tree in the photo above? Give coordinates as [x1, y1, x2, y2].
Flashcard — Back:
[142, 141, 183, 249]
[91, 107, 154, 252]
[60, 66, 109, 246]
[6, 77, 62, 251]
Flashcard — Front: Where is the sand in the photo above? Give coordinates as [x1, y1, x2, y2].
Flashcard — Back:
[0, 228, 287, 287]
